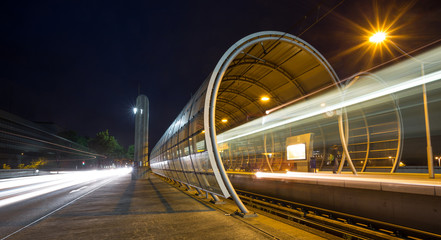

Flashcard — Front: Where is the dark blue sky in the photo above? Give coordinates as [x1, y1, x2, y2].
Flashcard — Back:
[1, 0, 441, 149]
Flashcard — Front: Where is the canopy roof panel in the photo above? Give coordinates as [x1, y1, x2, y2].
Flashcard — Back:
[214, 32, 339, 133]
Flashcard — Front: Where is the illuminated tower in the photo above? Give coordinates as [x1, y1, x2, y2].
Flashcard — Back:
[134, 94, 149, 168]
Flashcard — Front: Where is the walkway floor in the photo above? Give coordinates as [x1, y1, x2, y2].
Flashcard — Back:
[9, 174, 332, 240]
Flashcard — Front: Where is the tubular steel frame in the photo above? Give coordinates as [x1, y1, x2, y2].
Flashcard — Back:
[205, 31, 340, 215]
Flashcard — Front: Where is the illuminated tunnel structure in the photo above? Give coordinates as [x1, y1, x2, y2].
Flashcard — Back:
[150, 31, 441, 213]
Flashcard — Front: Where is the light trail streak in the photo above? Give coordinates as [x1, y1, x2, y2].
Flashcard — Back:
[0, 129, 105, 159]
[255, 171, 441, 187]
[0, 174, 120, 240]
[217, 63, 441, 144]
[0, 168, 132, 208]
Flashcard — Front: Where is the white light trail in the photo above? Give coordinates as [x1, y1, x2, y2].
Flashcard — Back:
[217, 69, 441, 144]
[216, 43, 441, 144]
[0, 168, 132, 208]
[255, 171, 441, 187]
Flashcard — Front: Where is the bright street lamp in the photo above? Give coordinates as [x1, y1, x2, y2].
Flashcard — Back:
[368, 32, 435, 178]
[369, 32, 386, 43]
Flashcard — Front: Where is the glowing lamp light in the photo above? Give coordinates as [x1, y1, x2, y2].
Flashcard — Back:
[221, 118, 228, 123]
[369, 32, 386, 43]
[133, 107, 138, 114]
[261, 96, 270, 102]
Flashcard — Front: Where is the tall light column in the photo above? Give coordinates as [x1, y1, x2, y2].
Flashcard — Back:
[134, 95, 149, 171]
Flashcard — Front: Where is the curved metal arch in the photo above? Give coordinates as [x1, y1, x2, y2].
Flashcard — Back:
[216, 98, 249, 117]
[359, 109, 371, 172]
[233, 40, 281, 66]
[228, 58, 308, 95]
[221, 75, 283, 104]
[204, 31, 340, 215]
[232, 40, 296, 78]
[339, 72, 403, 173]
[218, 88, 266, 113]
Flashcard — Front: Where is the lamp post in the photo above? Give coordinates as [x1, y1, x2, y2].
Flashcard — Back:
[369, 32, 435, 178]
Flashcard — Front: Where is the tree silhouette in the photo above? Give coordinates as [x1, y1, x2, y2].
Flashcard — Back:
[88, 129, 121, 157]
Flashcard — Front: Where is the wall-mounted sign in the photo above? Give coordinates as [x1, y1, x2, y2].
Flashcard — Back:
[287, 143, 306, 160]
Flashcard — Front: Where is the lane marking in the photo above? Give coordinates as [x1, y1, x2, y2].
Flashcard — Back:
[69, 186, 88, 194]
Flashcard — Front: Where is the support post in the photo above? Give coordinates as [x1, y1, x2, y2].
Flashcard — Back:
[195, 188, 202, 196]
[389, 43, 434, 178]
[210, 193, 225, 204]
[338, 113, 357, 175]
[421, 64, 435, 179]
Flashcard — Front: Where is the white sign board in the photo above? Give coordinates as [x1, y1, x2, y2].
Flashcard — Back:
[287, 143, 306, 160]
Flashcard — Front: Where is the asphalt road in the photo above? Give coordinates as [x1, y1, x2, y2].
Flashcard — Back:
[0, 169, 131, 239]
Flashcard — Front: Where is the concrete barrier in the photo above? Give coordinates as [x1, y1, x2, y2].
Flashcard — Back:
[0, 169, 39, 179]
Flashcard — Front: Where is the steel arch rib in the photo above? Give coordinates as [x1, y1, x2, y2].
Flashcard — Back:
[204, 31, 340, 215]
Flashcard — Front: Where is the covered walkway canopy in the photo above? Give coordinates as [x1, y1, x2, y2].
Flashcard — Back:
[151, 30, 441, 215]
[212, 31, 339, 134]
[150, 31, 340, 214]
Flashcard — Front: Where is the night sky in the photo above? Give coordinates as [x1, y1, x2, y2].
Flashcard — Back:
[1, 0, 441, 150]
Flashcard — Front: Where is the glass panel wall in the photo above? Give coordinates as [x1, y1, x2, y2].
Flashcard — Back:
[216, 72, 405, 173]
[150, 78, 223, 195]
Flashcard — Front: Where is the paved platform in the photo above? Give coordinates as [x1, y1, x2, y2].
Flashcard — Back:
[8, 173, 332, 240]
